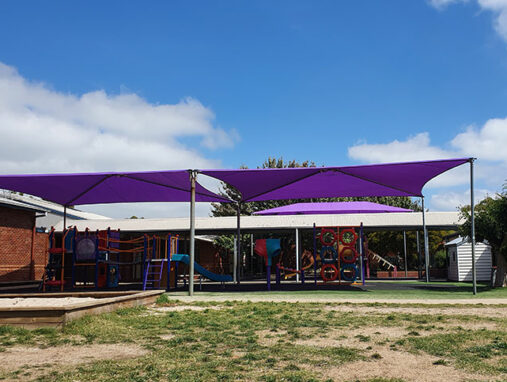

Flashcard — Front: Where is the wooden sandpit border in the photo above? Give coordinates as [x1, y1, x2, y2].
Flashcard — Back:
[0, 290, 165, 328]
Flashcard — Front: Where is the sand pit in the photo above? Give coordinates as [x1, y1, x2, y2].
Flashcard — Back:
[0, 291, 164, 328]
[0, 297, 98, 308]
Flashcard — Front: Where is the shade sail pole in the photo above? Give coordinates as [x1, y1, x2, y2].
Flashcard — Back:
[360, 222, 365, 285]
[188, 170, 197, 296]
[416, 231, 422, 279]
[403, 231, 408, 278]
[295, 228, 300, 283]
[470, 158, 477, 295]
[421, 197, 430, 283]
[236, 202, 241, 284]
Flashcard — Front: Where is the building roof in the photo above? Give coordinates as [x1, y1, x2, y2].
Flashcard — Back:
[445, 236, 490, 247]
[0, 193, 110, 220]
[0, 197, 47, 214]
[56, 211, 462, 234]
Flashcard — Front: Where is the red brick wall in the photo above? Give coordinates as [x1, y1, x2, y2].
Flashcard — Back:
[34, 231, 48, 279]
[0, 206, 48, 282]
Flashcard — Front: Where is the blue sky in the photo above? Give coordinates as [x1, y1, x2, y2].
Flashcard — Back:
[0, 0, 506, 217]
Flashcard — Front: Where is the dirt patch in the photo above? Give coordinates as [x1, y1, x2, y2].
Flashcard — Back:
[324, 304, 507, 318]
[148, 305, 224, 314]
[158, 334, 175, 340]
[323, 347, 500, 382]
[0, 343, 148, 374]
[257, 326, 408, 349]
[172, 294, 507, 306]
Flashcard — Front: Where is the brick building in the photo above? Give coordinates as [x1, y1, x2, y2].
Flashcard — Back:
[0, 199, 48, 282]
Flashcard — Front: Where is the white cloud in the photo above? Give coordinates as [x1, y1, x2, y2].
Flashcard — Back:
[0, 62, 239, 174]
[348, 133, 471, 188]
[347, 115, 507, 191]
[428, 0, 468, 10]
[429, 0, 507, 42]
[348, 132, 457, 163]
[430, 188, 494, 210]
[451, 118, 507, 161]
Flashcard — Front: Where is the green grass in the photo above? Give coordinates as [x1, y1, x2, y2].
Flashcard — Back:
[0, 298, 505, 381]
[405, 328, 507, 374]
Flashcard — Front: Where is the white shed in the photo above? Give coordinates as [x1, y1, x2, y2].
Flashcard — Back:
[446, 237, 492, 282]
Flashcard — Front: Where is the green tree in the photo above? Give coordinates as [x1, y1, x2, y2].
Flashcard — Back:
[459, 185, 507, 287]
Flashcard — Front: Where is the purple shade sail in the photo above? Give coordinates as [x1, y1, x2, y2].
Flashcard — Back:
[0, 170, 230, 205]
[254, 201, 413, 216]
[0, 158, 470, 207]
[201, 158, 470, 202]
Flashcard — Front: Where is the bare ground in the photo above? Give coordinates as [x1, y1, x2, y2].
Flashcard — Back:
[325, 347, 500, 382]
[0, 343, 148, 381]
[254, 310, 506, 382]
[323, 304, 507, 318]
[171, 294, 507, 305]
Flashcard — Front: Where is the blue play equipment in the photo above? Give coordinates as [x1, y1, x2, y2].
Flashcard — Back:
[254, 238, 282, 290]
[171, 254, 233, 282]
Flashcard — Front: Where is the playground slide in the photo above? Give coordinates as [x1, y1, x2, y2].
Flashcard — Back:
[171, 254, 233, 282]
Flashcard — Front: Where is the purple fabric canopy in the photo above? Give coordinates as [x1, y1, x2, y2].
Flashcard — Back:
[201, 158, 470, 201]
[254, 201, 413, 215]
[0, 170, 230, 205]
[0, 158, 470, 206]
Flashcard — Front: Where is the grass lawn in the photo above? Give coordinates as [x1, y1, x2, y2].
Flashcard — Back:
[0, 294, 505, 381]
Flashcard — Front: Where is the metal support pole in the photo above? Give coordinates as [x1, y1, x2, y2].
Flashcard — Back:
[236, 203, 241, 284]
[422, 197, 430, 283]
[360, 222, 365, 285]
[250, 234, 254, 276]
[470, 158, 477, 295]
[403, 231, 408, 278]
[313, 223, 317, 286]
[233, 240, 237, 283]
[188, 170, 196, 296]
[295, 228, 300, 283]
[63, 205, 67, 231]
[416, 231, 422, 279]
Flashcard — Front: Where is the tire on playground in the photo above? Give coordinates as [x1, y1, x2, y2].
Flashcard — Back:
[339, 228, 358, 246]
[320, 228, 337, 246]
[339, 247, 359, 263]
[340, 263, 358, 282]
[320, 264, 338, 282]
[321, 246, 338, 264]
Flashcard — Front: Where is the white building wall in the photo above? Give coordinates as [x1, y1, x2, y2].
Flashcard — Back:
[447, 246, 459, 281]
[457, 243, 492, 282]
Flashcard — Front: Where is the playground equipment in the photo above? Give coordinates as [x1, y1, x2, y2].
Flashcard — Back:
[41, 226, 233, 291]
[171, 254, 233, 284]
[282, 250, 315, 279]
[254, 239, 282, 290]
[313, 225, 363, 284]
[41, 227, 73, 291]
[253, 225, 364, 290]
[366, 249, 397, 278]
